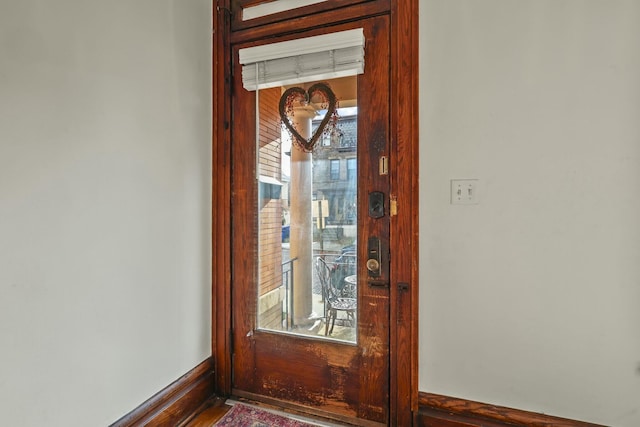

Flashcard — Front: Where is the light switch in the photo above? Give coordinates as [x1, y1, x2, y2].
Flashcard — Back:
[451, 179, 479, 205]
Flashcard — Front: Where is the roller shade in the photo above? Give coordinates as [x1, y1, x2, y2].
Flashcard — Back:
[238, 28, 365, 91]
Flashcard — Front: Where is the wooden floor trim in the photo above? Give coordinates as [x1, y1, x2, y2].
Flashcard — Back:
[417, 392, 605, 427]
[110, 358, 214, 427]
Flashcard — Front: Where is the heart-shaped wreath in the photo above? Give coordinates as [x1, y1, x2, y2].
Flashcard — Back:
[278, 82, 339, 153]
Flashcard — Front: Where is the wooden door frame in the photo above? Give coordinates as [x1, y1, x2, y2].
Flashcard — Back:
[211, 1, 419, 424]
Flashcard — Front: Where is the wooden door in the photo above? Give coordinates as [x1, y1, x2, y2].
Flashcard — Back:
[230, 16, 391, 425]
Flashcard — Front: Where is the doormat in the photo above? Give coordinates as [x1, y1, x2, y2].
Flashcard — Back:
[214, 403, 321, 427]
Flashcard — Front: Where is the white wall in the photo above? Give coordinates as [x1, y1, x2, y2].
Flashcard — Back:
[0, 1, 211, 425]
[419, 1, 640, 426]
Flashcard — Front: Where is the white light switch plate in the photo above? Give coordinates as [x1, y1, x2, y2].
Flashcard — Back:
[451, 179, 479, 204]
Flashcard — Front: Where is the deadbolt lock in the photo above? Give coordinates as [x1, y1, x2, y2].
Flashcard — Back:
[368, 191, 384, 219]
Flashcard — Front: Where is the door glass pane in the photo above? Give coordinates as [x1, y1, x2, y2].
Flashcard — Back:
[256, 76, 357, 343]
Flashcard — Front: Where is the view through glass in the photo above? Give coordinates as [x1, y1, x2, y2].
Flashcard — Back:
[256, 76, 357, 343]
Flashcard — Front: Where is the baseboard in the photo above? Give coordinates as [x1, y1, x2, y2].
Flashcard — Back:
[417, 392, 606, 427]
[110, 357, 214, 427]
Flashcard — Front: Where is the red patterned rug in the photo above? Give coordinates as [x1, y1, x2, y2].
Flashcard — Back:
[214, 403, 320, 426]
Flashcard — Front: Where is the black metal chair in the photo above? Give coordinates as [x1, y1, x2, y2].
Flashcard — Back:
[316, 257, 356, 336]
[332, 251, 356, 298]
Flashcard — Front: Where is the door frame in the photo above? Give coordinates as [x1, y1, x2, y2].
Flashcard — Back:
[211, 1, 419, 424]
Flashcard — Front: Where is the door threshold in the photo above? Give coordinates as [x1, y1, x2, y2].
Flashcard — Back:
[230, 392, 386, 427]
[226, 398, 348, 426]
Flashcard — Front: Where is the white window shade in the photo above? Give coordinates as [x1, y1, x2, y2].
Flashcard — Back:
[239, 28, 364, 91]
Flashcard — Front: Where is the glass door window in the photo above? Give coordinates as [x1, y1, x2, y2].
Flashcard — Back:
[256, 77, 358, 344]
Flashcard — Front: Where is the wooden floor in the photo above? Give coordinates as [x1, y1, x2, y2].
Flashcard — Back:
[181, 397, 231, 427]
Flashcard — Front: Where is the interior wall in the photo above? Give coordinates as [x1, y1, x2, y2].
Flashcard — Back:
[419, 1, 640, 426]
[0, 1, 212, 425]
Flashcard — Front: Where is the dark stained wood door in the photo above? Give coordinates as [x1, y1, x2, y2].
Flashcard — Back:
[230, 16, 391, 425]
